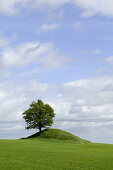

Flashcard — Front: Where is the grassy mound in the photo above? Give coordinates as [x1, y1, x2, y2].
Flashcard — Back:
[27, 128, 91, 144]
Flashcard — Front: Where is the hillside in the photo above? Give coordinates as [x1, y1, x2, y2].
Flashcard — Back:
[26, 128, 91, 144]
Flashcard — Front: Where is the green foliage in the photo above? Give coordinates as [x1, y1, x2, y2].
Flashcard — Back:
[27, 128, 91, 144]
[1, 139, 113, 169]
[22, 99, 55, 132]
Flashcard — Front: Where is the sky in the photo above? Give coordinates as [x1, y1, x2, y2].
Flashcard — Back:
[0, 0, 113, 144]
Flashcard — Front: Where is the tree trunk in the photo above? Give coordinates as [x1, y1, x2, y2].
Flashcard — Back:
[39, 126, 42, 133]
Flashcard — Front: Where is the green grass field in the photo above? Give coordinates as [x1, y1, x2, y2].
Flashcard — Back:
[0, 129, 113, 170]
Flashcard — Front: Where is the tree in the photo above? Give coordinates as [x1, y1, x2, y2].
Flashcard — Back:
[22, 99, 55, 133]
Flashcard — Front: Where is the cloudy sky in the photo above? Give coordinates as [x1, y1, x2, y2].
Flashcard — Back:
[0, 0, 113, 144]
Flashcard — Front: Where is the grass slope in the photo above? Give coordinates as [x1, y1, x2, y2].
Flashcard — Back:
[0, 139, 113, 169]
[27, 128, 90, 144]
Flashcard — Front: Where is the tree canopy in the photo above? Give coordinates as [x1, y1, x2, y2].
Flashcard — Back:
[22, 99, 55, 133]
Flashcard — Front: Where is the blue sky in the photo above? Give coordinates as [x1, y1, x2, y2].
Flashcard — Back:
[0, 0, 113, 144]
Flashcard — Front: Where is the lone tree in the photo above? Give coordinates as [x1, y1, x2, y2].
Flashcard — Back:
[22, 99, 55, 133]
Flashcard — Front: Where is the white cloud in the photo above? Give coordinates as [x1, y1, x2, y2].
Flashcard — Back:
[1, 73, 113, 143]
[62, 76, 113, 106]
[0, 80, 50, 138]
[74, 0, 113, 17]
[0, 0, 69, 15]
[105, 56, 113, 63]
[37, 23, 60, 33]
[31, 0, 70, 11]
[0, 0, 28, 15]
[0, 0, 113, 18]
[31, 0, 113, 18]
[0, 41, 71, 68]
[51, 75, 113, 143]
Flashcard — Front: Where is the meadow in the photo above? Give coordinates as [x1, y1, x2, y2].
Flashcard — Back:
[0, 138, 113, 170]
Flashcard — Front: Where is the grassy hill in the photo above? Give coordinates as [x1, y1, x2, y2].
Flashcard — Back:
[26, 128, 90, 144]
